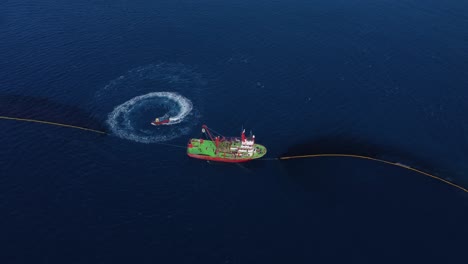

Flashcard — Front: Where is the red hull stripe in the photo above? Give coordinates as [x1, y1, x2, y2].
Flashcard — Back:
[152, 120, 170, 125]
[187, 153, 252, 163]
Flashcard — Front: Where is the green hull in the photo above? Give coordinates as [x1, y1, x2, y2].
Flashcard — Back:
[187, 138, 267, 162]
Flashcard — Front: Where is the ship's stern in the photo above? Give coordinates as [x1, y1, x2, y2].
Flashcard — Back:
[252, 144, 267, 159]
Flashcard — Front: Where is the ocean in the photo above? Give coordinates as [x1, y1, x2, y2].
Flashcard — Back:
[1, 0, 467, 263]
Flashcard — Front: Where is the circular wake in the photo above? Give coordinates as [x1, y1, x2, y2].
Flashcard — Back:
[107, 92, 193, 143]
[92, 63, 204, 143]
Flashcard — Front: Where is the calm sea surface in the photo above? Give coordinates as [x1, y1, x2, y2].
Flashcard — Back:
[1, 0, 467, 263]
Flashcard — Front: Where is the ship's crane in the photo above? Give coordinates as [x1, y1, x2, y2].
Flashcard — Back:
[202, 125, 222, 150]
[201, 125, 215, 141]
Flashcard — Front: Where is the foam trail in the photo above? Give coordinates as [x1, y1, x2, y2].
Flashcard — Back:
[107, 92, 193, 143]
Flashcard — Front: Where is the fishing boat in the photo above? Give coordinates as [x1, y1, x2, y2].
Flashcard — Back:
[187, 125, 267, 162]
[151, 117, 170, 126]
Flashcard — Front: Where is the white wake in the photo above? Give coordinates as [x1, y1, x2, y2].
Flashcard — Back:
[107, 92, 193, 143]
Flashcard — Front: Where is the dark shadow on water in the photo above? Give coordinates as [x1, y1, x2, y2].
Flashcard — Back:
[279, 136, 462, 191]
[0, 94, 106, 133]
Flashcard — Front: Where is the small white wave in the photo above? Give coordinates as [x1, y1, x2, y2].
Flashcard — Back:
[107, 92, 193, 143]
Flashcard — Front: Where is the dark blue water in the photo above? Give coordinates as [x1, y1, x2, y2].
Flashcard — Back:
[1, 0, 468, 263]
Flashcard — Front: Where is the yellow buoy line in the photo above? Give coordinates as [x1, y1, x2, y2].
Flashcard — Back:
[279, 154, 468, 193]
[2, 115, 466, 193]
[0, 116, 107, 134]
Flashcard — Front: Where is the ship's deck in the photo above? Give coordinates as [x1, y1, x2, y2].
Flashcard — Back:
[187, 138, 267, 160]
[216, 141, 232, 153]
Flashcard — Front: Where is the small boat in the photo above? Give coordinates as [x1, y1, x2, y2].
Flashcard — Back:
[151, 117, 170, 126]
